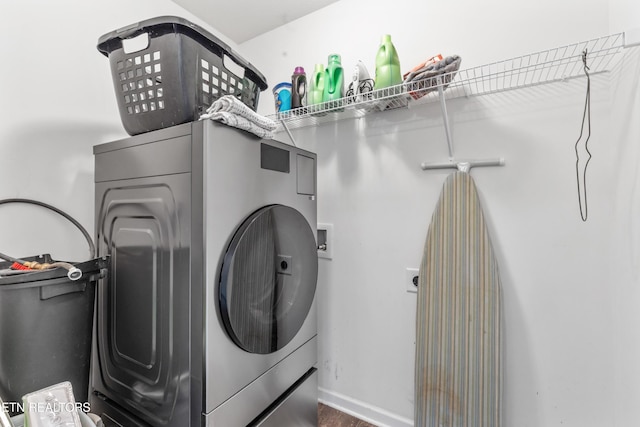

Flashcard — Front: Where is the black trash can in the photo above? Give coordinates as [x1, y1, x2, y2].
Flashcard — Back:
[0, 254, 108, 415]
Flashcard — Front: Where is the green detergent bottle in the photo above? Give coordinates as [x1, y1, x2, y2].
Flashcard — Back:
[374, 34, 402, 90]
[323, 54, 345, 106]
[308, 63, 325, 106]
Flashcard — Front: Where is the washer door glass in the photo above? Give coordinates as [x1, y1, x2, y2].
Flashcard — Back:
[219, 204, 318, 354]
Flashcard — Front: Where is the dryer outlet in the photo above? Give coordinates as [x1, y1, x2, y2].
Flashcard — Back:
[317, 223, 333, 260]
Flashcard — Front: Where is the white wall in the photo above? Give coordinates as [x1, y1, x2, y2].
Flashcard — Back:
[609, 50, 640, 427]
[0, 0, 237, 261]
[241, 0, 640, 426]
[609, 0, 640, 33]
[608, 1, 640, 425]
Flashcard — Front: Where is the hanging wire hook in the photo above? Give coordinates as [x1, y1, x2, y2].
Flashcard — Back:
[574, 48, 592, 222]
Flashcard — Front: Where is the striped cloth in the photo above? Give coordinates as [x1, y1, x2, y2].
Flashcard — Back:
[415, 172, 502, 427]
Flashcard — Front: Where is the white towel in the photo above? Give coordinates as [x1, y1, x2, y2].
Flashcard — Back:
[200, 95, 278, 138]
[202, 111, 275, 139]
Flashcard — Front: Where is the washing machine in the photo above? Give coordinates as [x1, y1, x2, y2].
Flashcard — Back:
[90, 120, 318, 426]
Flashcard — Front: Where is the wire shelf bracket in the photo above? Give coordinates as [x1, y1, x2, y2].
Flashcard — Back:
[427, 75, 506, 172]
[280, 119, 297, 146]
[437, 81, 454, 159]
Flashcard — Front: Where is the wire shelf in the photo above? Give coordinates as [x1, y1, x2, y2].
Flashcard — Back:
[270, 32, 627, 131]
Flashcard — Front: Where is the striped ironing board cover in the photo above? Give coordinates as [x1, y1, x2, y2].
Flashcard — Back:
[415, 172, 502, 427]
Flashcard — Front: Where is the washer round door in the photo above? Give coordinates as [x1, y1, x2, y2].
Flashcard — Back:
[219, 204, 318, 354]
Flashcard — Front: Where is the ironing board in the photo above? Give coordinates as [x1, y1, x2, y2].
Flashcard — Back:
[415, 172, 502, 427]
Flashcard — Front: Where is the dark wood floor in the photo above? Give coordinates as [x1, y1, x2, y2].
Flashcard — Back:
[318, 403, 376, 427]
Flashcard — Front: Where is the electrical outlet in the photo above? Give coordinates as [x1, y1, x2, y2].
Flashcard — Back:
[405, 268, 419, 293]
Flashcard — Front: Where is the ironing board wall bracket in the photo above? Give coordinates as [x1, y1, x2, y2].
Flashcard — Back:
[421, 158, 505, 172]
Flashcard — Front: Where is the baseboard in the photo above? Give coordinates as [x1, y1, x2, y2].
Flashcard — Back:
[318, 387, 413, 427]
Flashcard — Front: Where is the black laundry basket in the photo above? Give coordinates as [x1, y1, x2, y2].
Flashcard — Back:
[0, 254, 108, 415]
[97, 15, 269, 136]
